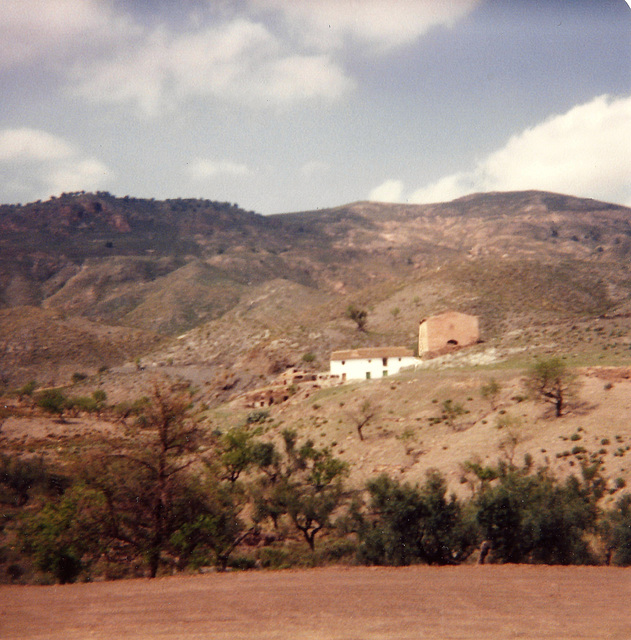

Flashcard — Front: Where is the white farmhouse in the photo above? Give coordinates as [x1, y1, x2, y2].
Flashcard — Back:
[330, 347, 417, 381]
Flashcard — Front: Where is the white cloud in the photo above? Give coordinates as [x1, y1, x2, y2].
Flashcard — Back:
[369, 179, 404, 203]
[250, 0, 481, 51]
[0, 128, 111, 202]
[0, 128, 75, 161]
[407, 94, 631, 206]
[0, 0, 135, 69]
[72, 19, 353, 114]
[188, 159, 250, 180]
[47, 158, 112, 195]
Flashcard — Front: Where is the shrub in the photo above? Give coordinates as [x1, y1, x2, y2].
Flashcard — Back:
[247, 409, 269, 424]
[256, 547, 291, 569]
[16, 380, 38, 397]
[35, 389, 68, 417]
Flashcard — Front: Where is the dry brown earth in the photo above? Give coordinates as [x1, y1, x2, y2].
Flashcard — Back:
[2, 566, 630, 640]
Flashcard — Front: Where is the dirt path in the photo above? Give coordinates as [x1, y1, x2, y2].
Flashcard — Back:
[2, 565, 630, 640]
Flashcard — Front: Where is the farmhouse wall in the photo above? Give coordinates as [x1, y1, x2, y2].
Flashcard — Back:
[330, 347, 417, 381]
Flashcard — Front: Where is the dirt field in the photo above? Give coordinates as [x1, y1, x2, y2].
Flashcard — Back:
[1, 566, 630, 640]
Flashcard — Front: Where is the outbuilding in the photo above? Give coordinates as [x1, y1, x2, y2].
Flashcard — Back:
[418, 311, 479, 356]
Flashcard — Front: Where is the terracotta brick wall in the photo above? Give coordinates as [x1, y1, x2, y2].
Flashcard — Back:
[419, 312, 479, 354]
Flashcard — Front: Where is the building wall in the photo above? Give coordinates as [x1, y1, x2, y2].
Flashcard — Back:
[330, 355, 418, 380]
[419, 311, 479, 355]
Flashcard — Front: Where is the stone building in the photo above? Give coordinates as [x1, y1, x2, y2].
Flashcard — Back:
[418, 311, 479, 356]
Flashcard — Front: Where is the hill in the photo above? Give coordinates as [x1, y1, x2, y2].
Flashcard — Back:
[1, 189, 630, 389]
[1, 190, 631, 583]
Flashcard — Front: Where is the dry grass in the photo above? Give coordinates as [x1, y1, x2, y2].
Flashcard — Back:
[2, 565, 630, 640]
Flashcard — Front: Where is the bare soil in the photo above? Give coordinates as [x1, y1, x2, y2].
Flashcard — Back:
[2, 566, 630, 640]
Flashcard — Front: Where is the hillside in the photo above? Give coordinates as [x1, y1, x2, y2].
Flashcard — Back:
[2, 190, 631, 585]
[1, 189, 630, 390]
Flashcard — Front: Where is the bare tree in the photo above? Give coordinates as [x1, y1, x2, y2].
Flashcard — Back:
[350, 399, 378, 441]
[480, 378, 501, 411]
[84, 380, 202, 577]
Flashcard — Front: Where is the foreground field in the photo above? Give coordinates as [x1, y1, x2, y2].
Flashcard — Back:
[2, 566, 630, 640]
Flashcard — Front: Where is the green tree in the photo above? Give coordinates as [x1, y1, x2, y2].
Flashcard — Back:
[356, 471, 477, 566]
[356, 474, 424, 566]
[345, 304, 368, 332]
[170, 479, 246, 571]
[526, 357, 579, 417]
[473, 460, 601, 564]
[600, 494, 631, 566]
[19, 483, 108, 583]
[252, 429, 348, 550]
[219, 424, 273, 484]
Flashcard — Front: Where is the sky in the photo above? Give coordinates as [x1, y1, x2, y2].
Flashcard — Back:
[1, 0, 630, 214]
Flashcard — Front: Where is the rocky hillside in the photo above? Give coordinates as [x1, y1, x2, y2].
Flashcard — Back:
[1, 190, 630, 388]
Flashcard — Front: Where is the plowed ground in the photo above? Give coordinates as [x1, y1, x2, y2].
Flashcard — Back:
[2, 565, 630, 640]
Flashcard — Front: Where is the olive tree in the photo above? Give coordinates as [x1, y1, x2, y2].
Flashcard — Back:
[526, 357, 579, 417]
[252, 429, 348, 550]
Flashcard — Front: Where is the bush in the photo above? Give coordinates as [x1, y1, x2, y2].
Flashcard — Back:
[256, 547, 291, 569]
[227, 555, 257, 571]
[35, 389, 68, 417]
[247, 409, 269, 424]
[16, 380, 38, 397]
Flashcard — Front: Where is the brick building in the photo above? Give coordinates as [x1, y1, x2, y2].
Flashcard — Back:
[418, 311, 479, 356]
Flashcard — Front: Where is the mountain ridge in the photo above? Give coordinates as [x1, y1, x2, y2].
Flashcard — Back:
[1, 189, 630, 389]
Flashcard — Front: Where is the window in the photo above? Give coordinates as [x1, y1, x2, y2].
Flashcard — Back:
[382, 357, 387, 366]
[341, 360, 345, 365]
[366, 372, 371, 379]
[383, 370, 388, 377]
